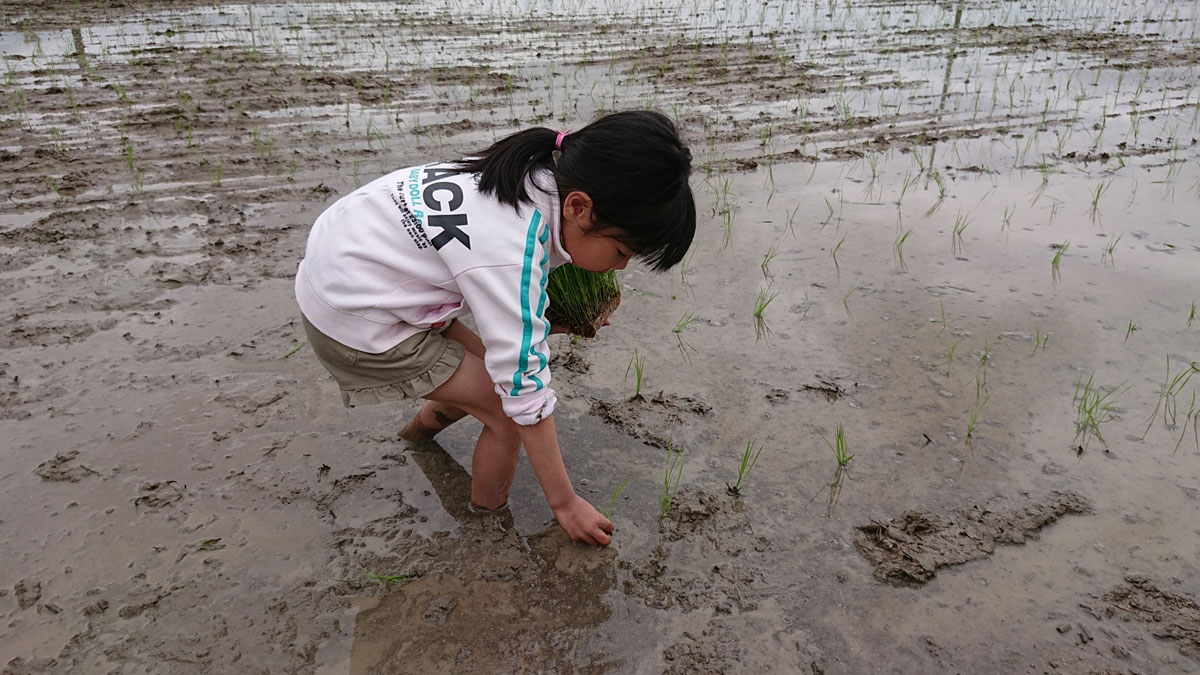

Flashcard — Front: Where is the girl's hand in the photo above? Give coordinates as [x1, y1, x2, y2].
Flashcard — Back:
[553, 495, 614, 546]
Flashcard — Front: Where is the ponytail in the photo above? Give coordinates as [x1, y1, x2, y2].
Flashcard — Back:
[457, 127, 559, 209]
[457, 111, 695, 272]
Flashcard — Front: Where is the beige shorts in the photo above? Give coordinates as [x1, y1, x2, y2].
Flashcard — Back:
[301, 315, 466, 407]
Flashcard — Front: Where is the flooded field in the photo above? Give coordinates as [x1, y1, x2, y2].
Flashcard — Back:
[2, 1, 1199, 673]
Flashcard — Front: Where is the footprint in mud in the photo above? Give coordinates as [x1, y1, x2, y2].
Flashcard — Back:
[589, 391, 713, 448]
[33, 450, 99, 482]
[14, 579, 42, 609]
[853, 491, 1092, 587]
[1100, 576, 1200, 663]
[132, 480, 186, 511]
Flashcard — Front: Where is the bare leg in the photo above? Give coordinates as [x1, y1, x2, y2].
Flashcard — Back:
[423, 351, 522, 510]
[468, 424, 520, 508]
[399, 321, 486, 442]
[399, 400, 468, 442]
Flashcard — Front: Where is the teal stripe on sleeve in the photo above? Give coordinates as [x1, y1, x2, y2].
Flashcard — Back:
[534, 220, 551, 364]
[511, 212, 544, 397]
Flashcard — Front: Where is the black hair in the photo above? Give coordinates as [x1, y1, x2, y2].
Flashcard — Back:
[456, 110, 695, 272]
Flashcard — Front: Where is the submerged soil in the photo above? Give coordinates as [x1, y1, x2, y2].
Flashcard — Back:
[3, 1, 1200, 674]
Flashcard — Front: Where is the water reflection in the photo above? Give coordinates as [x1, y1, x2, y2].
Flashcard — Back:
[348, 441, 616, 674]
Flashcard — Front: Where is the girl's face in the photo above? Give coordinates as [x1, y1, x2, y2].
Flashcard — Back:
[567, 230, 632, 273]
[560, 191, 633, 272]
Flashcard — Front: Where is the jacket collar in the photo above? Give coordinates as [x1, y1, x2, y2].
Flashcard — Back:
[528, 170, 572, 268]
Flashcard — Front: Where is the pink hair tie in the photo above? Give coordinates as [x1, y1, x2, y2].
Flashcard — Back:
[555, 129, 571, 149]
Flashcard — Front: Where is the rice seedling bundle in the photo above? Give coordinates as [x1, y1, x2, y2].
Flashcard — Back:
[545, 264, 621, 338]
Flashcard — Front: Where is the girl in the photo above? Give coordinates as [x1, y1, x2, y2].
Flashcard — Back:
[295, 110, 695, 546]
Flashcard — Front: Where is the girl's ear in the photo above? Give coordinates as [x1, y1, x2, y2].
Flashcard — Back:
[563, 190, 595, 231]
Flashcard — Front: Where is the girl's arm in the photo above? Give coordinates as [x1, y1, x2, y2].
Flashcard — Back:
[517, 415, 613, 546]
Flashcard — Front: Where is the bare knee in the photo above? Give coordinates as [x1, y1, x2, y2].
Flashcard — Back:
[483, 416, 522, 450]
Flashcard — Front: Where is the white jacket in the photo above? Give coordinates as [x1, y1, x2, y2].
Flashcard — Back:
[295, 163, 571, 425]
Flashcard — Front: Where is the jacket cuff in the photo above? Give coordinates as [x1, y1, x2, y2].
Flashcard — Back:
[503, 389, 557, 426]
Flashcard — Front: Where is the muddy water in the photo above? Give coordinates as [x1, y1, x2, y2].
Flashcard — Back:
[3, 1, 1200, 673]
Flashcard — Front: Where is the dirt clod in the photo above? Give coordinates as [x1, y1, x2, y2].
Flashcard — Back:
[854, 491, 1091, 587]
[423, 595, 457, 624]
[1103, 576, 1200, 662]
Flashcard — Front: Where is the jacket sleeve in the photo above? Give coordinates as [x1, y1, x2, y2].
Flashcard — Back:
[452, 211, 556, 425]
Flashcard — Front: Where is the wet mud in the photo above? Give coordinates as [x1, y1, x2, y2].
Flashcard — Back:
[1102, 576, 1200, 663]
[590, 391, 714, 449]
[3, 0, 1200, 673]
[854, 491, 1091, 587]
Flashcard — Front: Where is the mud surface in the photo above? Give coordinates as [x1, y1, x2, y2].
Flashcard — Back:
[3, 1, 1200, 673]
[854, 491, 1092, 587]
[1103, 576, 1200, 663]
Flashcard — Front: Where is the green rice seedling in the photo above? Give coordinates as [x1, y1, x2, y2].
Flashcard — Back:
[753, 287, 778, 343]
[913, 145, 928, 173]
[784, 202, 800, 238]
[842, 287, 855, 318]
[545, 264, 620, 338]
[624, 349, 646, 401]
[1100, 234, 1123, 268]
[1143, 356, 1199, 435]
[602, 473, 631, 519]
[831, 236, 845, 278]
[678, 247, 697, 294]
[1088, 178, 1111, 223]
[1187, 301, 1196, 327]
[893, 228, 913, 272]
[1073, 372, 1127, 451]
[1001, 203, 1015, 233]
[282, 340, 308, 359]
[951, 212, 970, 256]
[1031, 329, 1050, 356]
[1124, 320, 1139, 342]
[977, 333, 992, 367]
[937, 299, 949, 336]
[726, 440, 764, 495]
[671, 311, 700, 363]
[658, 439, 686, 523]
[364, 572, 409, 584]
[718, 201, 735, 253]
[822, 196, 835, 224]
[1051, 241, 1069, 284]
[1171, 391, 1199, 455]
[897, 171, 915, 210]
[867, 151, 883, 179]
[817, 423, 852, 467]
[814, 423, 852, 517]
[761, 244, 780, 279]
[1035, 154, 1054, 184]
[930, 169, 947, 199]
[213, 157, 224, 187]
[966, 374, 991, 450]
[947, 342, 957, 362]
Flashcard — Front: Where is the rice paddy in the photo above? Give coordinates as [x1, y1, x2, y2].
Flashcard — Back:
[2, 0, 1199, 672]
